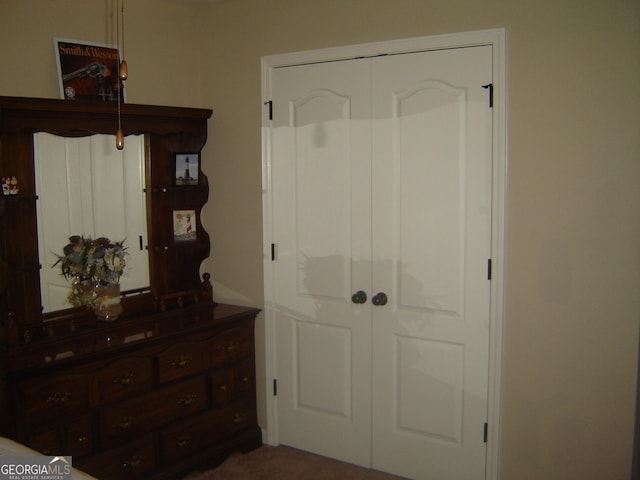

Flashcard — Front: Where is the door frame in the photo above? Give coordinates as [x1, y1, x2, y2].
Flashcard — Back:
[261, 28, 507, 480]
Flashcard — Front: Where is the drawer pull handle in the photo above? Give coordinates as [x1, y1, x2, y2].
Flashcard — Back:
[232, 413, 245, 424]
[176, 436, 192, 448]
[224, 341, 239, 351]
[46, 391, 72, 406]
[217, 384, 228, 392]
[241, 376, 249, 383]
[113, 372, 136, 386]
[76, 435, 88, 444]
[123, 455, 144, 469]
[171, 356, 191, 368]
[178, 394, 198, 407]
[115, 417, 134, 429]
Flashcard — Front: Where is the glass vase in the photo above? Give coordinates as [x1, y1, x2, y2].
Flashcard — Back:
[94, 283, 123, 321]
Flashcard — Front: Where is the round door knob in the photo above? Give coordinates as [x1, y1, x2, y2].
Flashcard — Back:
[372, 292, 388, 306]
[351, 290, 367, 304]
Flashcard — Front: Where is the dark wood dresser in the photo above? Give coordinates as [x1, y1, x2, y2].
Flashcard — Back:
[0, 97, 262, 479]
[1, 303, 261, 480]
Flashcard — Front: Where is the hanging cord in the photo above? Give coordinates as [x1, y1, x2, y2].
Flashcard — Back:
[115, 0, 124, 149]
[120, 0, 125, 61]
[119, 0, 128, 80]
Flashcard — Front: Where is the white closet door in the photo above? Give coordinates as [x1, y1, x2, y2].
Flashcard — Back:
[270, 58, 374, 467]
[370, 46, 493, 480]
[269, 45, 493, 479]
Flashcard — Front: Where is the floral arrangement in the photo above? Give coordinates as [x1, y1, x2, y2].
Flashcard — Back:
[54, 236, 127, 307]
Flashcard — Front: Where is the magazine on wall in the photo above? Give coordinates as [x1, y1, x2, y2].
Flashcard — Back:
[54, 38, 124, 102]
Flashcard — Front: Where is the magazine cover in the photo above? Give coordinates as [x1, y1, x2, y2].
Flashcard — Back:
[54, 38, 124, 101]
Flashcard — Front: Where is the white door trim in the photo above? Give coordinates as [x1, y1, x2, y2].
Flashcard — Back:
[261, 28, 507, 480]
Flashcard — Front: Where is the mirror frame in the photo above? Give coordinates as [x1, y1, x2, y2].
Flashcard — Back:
[0, 96, 213, 346]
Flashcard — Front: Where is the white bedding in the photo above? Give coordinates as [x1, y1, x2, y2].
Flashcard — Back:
[0, 436, 98, 479]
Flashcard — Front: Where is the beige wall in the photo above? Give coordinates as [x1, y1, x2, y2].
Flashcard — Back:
[2, 0, 639, 479]
[0, 0, 203, 106]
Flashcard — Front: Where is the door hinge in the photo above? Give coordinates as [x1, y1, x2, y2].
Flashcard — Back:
[487, 259, 492, 280]
[273, 378, 277, 396]
[483, 422, 488, 443]
[264, 100, 273, 120]
[482, 83, 493, 108]
[271, 243, 277, 261]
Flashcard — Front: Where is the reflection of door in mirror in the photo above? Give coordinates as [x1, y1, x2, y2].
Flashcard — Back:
[34, 133, 150, 313]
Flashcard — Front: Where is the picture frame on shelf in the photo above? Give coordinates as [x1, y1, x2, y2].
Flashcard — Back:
[174, 153, 200, 187]
[172, 209, 197, 243]
[54, 38, 124, 102]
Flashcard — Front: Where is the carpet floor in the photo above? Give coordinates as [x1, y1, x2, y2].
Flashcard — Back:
[183, 445, 408, 480]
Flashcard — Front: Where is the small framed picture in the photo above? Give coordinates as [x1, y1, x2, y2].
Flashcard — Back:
[174, 153, 200, 186]
[54, 38, 124, 102]
[172, 209, 197, 243]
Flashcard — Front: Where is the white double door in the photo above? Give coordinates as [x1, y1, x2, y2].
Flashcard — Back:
[269, 45, 493, 480]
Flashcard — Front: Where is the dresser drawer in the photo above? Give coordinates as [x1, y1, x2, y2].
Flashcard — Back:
[213, 398, 258, 438]
[18, 374, 92, 426]
[156, 340, 208, 383]
[63, 415, 94, 458]
[28, 415, 94, 458]
[160, 412, 221, 464]
[28, 427, 61, 456]
[77, 436, 158, 480]
[96, 356, 153, 404]
[100, 376, 207, 447]
[211, 327, 253, 367]
[211, 359, 253, 405]
[160, 398, 257, 464]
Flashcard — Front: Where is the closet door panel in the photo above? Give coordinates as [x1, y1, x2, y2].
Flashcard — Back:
[370, 46, 493, 480]
[270, 58, 373, 468]
[393, 79, 467, 313]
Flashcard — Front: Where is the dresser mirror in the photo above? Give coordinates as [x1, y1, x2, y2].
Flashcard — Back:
[0, 96, 213, 345]
[34, 133, 150, 313]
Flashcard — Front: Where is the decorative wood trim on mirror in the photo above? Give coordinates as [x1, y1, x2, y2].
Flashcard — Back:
[0, 96, 213, 346]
